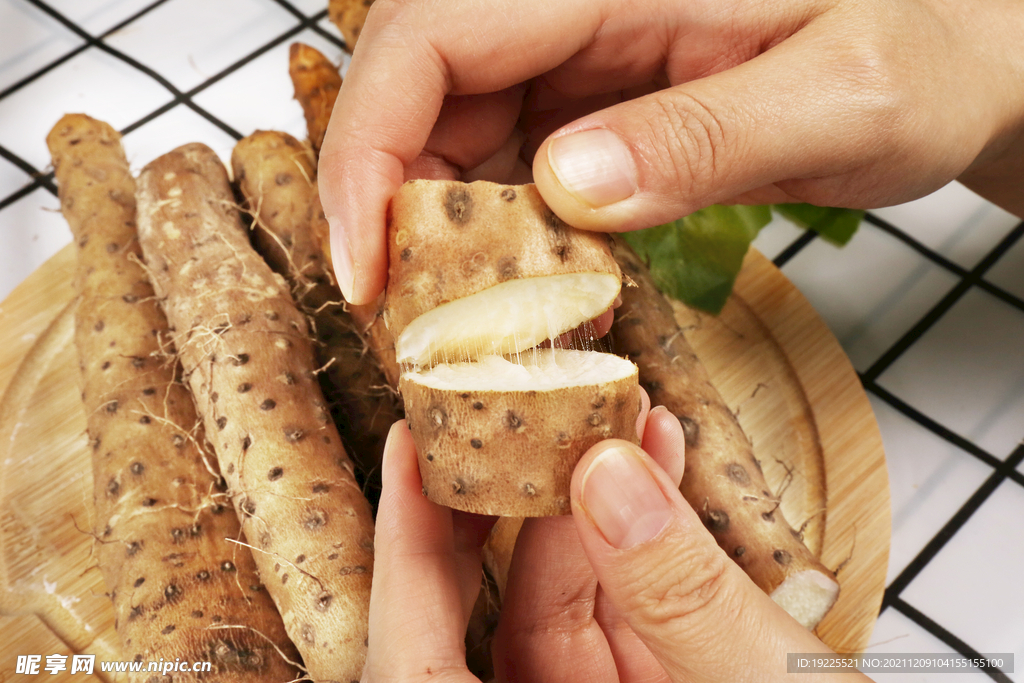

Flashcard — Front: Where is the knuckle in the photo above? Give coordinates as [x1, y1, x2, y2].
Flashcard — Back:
[616, 536, 735, 631]
[645, 91, 729, 202]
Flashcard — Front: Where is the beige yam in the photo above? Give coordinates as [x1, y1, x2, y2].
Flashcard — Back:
[136, 143, 374, 681]
[385, 180, 622, 368]
[401, 350, 640, 516]
[232, 131, 401, 483]
[328, 0, 375, 50]
[611, 237, 838, 629]
[288, 43, 342, 154]
[48, 114, 300, 680]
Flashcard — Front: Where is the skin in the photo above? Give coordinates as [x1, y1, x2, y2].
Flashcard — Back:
[322, 0, 1024, 677]
[319, 0, 1024, 306]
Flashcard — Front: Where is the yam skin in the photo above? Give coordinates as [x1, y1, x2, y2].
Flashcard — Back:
[288, 43, 342, 155]
[231, 130, 401, 486]
[135, 143, 374, 682]
[47, 114, 300, 680]
[328, 0, 375, 50]
[384, 179, 622, 362]
[610, 237, 839, 629]
[400, 359, 641, 516]
[311, 187, 402, 390]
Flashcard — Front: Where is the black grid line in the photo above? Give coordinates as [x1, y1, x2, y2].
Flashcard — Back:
[0, 0, 345, 211]
[2, 0, 1024, 675]
[889, 598, 1015, 683]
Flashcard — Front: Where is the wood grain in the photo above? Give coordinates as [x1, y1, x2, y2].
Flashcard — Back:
[0, 244, 889, 678]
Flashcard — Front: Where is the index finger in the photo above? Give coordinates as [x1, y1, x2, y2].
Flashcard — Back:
[317, 0, 608, 304]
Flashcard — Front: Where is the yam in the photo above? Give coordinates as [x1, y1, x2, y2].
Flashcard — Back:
[385, 180, 640, 516]
[47, 114, 300, 680]
[135, 142, 374, 681]
[328, 0, 375, 51]
[288, 43, 342, 155]
[231, 130, 401, 488]
[610, 237, 839, 629]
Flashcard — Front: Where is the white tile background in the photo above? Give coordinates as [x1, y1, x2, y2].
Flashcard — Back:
[1, 0, 1023, 681]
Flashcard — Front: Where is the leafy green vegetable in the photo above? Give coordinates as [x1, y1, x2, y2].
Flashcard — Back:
[622, 204, 863, 313]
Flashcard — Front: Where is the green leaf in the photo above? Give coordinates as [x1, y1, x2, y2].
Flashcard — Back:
[773, 204, 863, 245]
[621, 204, 772, 314]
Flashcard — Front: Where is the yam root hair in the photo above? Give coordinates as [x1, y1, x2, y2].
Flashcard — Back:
[328, 0, 375, 51]
[610, 237, 839, 629]
[47, 114, 300, 680]
[231, 129, 402, 498]
[136, 142, 375, 681]
[288, 43, 342, 155]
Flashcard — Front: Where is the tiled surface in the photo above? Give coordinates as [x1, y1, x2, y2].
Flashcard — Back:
[1, 2, 1023, 682]
[780, 220, 960, 372]
[900, 481, 1024, 681]
[876, 287, 1024, 460]
[869, 396, 993, 585]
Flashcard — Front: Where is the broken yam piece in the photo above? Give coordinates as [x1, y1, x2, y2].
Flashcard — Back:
[385, 180, 621, 368]
[402, 350, 639, 516]
[386, 180, 639, 516]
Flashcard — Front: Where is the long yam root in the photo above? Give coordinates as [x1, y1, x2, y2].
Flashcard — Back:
[136, 142, 375, 681]
[288, 43, 342, 155]
[231, 130, 401, 495]
[610, 237, 839, 629]
[48, 114, 300, 680]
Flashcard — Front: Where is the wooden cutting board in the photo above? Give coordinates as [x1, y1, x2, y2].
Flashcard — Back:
[0, 244, 889, 680]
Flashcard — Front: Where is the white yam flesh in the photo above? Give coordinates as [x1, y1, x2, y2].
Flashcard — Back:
[396, 272, 620, 368]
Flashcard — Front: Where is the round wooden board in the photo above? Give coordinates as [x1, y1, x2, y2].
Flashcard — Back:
[0, 244, 889, 679]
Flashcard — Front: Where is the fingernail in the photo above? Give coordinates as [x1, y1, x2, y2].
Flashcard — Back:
[580, 445, 673, 549]
[328, 216, 355, 302]
[548, 129, 638, 207]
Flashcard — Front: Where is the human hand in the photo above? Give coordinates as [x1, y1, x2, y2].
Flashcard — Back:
[363, 407, 869, 682]
[319, 0, 1024, 305]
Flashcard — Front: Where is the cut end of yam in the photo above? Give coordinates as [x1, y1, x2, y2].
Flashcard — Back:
[401, 349, 640, 516]
[769, 568, 840, 630]
[396, 272, 620, 368]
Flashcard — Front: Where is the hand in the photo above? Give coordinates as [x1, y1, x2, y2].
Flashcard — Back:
[363, 407, 870, 682]
[319, 0, 1024, 304]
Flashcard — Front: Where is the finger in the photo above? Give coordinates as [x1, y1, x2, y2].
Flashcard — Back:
[531, 16, 967, 232]
[318, 0, 608, 304]
[492, 516, 617, 683]
[364, 421, 485, 681]
[641, 406, 685, 487]
[594, 587, 671, 683]
[570, 440, 841, 683]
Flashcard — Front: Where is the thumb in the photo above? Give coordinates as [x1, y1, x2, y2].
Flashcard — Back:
[531, 22, 900, 233]
[570, 440, 835, 683]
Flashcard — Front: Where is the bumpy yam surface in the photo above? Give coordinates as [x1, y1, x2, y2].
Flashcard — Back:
[610, 237, 838, 620]
[136, 142, 374, 681]
[288, 43, 342, 154]
[233, 130, 401, 494]
[400, 370, 640, 516]
[48, 115, 300, 680]
[384, 180, 621, 342]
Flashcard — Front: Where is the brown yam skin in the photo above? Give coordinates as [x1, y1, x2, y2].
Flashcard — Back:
[328, 0, 375, 50]
[136, 143, 374, 682]
[48, 115, 300, 680]
[401, 371, 641, 516]
[610, 237, 838, 618]
[311, 187, 403, 389]
[384, 180, 621, 348]
[288, 43, 342, 154]
[232, 131, 401, 485]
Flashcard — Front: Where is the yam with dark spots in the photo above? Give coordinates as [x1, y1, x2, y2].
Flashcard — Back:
[48, 114, 299, 681]
[136, 142, 374, 682]
[609, 236, 838, 629]
[231, 130, 402, 502]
